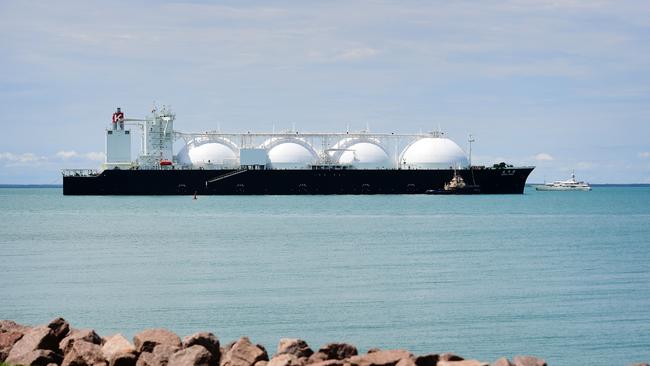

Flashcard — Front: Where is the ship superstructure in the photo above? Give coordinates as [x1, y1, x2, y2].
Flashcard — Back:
[63, 107, 534, 195]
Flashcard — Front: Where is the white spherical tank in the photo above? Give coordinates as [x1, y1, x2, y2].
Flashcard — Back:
[337, 141, 391, 169]
[176, 138, 238, 168]
[400, 137, 469, 169]
[264, 139, 317, 169]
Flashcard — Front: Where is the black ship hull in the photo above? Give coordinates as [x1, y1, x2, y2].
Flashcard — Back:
[63, 167, 534, 195]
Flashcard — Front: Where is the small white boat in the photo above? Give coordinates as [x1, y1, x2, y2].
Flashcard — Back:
[535, 172, 592, 191]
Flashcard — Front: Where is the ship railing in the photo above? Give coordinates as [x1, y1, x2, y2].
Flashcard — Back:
[62, 169, 99, 177]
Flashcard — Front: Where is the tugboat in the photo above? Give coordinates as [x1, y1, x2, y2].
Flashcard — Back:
[535, 172, 592, 191]
[426, 171, 481, 195]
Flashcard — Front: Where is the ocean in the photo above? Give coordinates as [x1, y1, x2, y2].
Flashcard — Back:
[1, 187, 649, 365]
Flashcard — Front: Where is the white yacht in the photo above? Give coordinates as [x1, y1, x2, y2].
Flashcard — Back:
[536, 172, 592, 191]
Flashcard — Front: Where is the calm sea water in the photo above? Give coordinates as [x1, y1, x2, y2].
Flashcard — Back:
[1, 187, 649, 365]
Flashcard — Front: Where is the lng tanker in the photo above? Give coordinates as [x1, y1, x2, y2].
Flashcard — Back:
[62, 106, 534, 195]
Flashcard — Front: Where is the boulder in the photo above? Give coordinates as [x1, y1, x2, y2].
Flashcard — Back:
[221, 337, 269, 366]
[311, 343, 358, 361]
[0, 320, 30, 334]
[183, 332, 221, 360]
[102, 334, 137, 361]
[136, 352, 156, 366]
[168, 345, 215, 366]
[512, 356, 546, 366]
[109, 351, 138, 366]
[133, 329, 181, 353]
[268, 353, 303, 366]
[255, 361, 269, 366]
[437, 361, 489, 366]
[440, 354, 464, 362]
[5, 349, 62, 366]
[395, 358, 416, 366]
[61, 340, 107, 366]
[413, 354, 438, 366]
[491, 358, 512, 366]
[136, 344, 181, 366]
[6, 326, 59, 361]
[0, 331, 24, 361]
[348, 350, 412, 366]
[308, 361, 345, 366]
[47, 317, 70, 341]
[277, 339, 313, 359]
[60, 329, 104, 354]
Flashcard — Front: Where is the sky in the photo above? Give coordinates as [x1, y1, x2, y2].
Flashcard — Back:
[1, 0, 649, 184]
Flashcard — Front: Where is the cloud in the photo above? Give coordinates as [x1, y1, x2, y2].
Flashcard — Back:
[0, 152, 47, 165]
[639, 152, 650, 158]
[335, 47, 380, 62]
[0, 151, 105, 167]
[55, 150, 105, 161]
[56, 150, 78, 159]
[534, 153, 554, 161]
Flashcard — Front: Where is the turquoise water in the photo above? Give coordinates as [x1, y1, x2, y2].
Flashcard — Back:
[1, 187, 649, 365]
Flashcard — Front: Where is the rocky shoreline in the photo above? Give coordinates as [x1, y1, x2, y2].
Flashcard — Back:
[0, 318, 643, 366]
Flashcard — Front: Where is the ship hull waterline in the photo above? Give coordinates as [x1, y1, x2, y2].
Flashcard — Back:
[63, 167, 534, 195]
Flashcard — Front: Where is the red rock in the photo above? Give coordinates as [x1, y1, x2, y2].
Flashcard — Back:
[135, 351, 156, 366]
[169, 345, 215, 366]
[268, 353, 303, 366]
[255, 361, 269, 366]
[60, 329, 103, 354]
[440, 353, 464, 362]
[437, 361, 489, 366]
[47, 317, 70, 341]
[61, 340, 107, 366]
[136, 344, 180, 366]
[308, 360, 345, 366]
[348, 349, 412, 366]
[277, 339, 313, 359]
[109, 351, 138, 366]
[102, 334, 137, 362]
[220, 337, 269, 366]
[491, 357, 512, 366]
[6, 326, 59, 361]
[0, 331, 24, 359]
[413, 354, 439, 366]
[183, 332, 221, 360]
[512, 356, 546, 366]
[312, 343, 358, 361]
[0, 320, 30, 334]
[5, 349, 62, 366]
[133, 329, 181, 353]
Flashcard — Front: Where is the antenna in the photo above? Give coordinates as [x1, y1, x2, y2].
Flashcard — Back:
[468, 134, 475, 167]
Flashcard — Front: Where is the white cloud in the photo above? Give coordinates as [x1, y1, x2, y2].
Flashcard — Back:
[335, 47, 380, 62]
[638, 152, 650, 158]
[56, 150, 78, 159]
[0, 152, 47, 165]
[1, 151, 105, 167]
[534, 153, 554, 161]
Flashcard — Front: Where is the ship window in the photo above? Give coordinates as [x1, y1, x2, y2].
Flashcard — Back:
[108, 131, 113, 134]
[125, 131, 130, 134]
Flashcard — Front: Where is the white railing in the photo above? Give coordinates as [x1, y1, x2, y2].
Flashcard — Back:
[61, 169, 99, 177]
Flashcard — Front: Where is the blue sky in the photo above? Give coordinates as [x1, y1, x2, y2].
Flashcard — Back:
[1, 0, 649, 183]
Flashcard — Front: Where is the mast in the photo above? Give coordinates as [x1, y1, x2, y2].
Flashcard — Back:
[468, 134, 475, 167]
